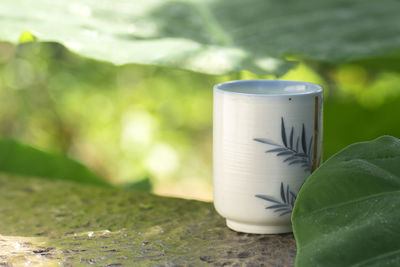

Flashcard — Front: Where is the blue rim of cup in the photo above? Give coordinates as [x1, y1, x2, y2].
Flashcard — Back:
[214, 79, 323, 97]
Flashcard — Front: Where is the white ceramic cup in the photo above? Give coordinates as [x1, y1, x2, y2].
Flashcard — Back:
[213, 79, 323, 234]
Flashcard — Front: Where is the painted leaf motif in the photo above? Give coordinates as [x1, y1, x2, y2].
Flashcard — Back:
[253, 138, 279, 147]
[254, 117, 313, 172]
[292, 136, 400, 267]
[256, 182, 297, 216]
[277, 151, 294, 156]
[283, 156, 298, 162]
[280, 210, 292, 216]
[266, 204, 289, 209]
[273, 208, 289, 213]
[281, 117, 288, 147]
[280, 182, 286, 203]
[289, 127, 294, 150]
[267, 148, 288, 153]
[289, 160, 308, 166]
[255, 195, 281, 204]
[286, 184, 290, 207]
[1, 0, 400, 75]
[301, 124, 307, 154]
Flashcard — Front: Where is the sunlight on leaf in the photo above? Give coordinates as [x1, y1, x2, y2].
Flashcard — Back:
[18, 30, 37, 44]
[2, 0, 399, 74]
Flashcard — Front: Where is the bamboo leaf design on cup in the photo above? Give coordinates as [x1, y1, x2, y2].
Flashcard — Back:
[254, 117, 313, 172]
[255, 182, 296, 216]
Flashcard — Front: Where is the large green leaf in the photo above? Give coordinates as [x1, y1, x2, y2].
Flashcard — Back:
[0, 139, 110, 186]
[1, 0, 399, 75]
[292, 136, 400, 266]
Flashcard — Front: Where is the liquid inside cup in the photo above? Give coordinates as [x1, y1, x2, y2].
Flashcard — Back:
[215, 80, 322, 96]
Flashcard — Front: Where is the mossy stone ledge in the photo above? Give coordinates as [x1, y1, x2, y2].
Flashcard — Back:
[0, 175, 296, 266]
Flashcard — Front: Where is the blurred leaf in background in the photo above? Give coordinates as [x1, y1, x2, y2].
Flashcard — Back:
[124, 177, 153, 192]
[0, 41, 215, 199]
[0, 138, 109, 186]
[1, 0, 399, 75]
[0, 0, 400, 200]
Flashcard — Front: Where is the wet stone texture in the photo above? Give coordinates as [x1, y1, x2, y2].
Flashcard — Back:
[0, 175, 296, 266]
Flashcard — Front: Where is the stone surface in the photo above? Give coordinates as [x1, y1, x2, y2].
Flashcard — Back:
[0, 175, 296, 266]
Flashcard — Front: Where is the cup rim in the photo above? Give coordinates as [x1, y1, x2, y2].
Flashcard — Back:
[214, 79, 323, 97]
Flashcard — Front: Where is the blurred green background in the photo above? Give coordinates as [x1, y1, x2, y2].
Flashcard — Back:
[1, 0, 400, 200]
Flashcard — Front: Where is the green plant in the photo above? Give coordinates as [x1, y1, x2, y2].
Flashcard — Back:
[292, 136, 400, 266]
[1, 0, 399, 75]
[0, 3, 399, 263]
[1, 0, 399, 195]
[0, 138, 109, 186]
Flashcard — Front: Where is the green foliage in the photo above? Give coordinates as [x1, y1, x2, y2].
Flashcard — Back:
[324, 96, 400, 159]
[1, 39, 400, 199]
[18, 30, 37, 43]
[0, 42, 214, 198]
[0, 0, 400, 201]
[0, 2, 400, 264]
[1, 0, 400, 75]
[0, 138, 109, 186]
[124, 177, 153, 192]
[292, 136, 400, 266]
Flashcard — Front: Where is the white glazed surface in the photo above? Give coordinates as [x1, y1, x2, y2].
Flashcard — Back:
[213, 80, 323, 234]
